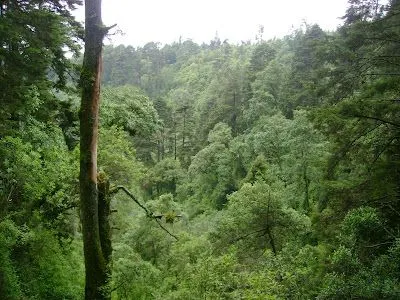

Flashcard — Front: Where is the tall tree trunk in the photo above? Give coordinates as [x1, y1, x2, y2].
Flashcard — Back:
[302, 164, 310, 213]
[174, 119, 177, 160]
[266, 227, 277, 255]
[79, 0, 110, 298]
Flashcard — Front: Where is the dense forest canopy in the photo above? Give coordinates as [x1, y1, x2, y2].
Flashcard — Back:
[1, 0, 400, 298]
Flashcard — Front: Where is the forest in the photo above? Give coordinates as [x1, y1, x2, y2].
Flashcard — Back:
[1, 0, 400, 299]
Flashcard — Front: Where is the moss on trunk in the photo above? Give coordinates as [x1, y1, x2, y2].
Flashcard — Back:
[79, 0, 111, 299]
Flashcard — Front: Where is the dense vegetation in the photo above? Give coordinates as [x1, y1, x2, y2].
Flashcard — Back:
[1, 0, 400, 298]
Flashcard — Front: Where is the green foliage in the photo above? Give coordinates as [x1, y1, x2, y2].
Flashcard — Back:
[320, 241, 400, 299]
[14, 228, 84, 299]
[341, 207, 384, 250]
[0, 121, 78, 231]
[2, 0, 400, 297]
[243, 244, 328, 299]
[144, 158, 184, 198]
[212, 182, 310, 255]
[0, 220, 22, 299]
[147, 193, 183, 220]
[167, 251, 245, 299]
[318, 208, 400, 299]
[101, 86, 160, 137]
[184, 123, 235, 210]
[207, 122, 232, 145]
[0, 116, 82, 299]
[111, 243, 161, 300]
[0, 0, 82, 136]
[97, 16, 400, 296]
[0, 220, 84, 299]
[242, 155, 270, 185]
[99, 126, 145, 188]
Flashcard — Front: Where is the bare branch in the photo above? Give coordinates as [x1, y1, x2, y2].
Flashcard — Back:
[113, 186, 151, 216]
[154, 218, 178, 241]
[111, 186, 178, 240]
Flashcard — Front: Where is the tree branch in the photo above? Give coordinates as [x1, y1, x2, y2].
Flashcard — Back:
[364, 241, 394, 248]
[370, 135, 397, 165]
[154, 218, 178, 240]
[112, 186, 151, 216]
[365, 73, 400, 76]
[231, 228, 267, 243]
[353, 114, 400, 128]
[364, 37, 400, 44]
[111, 186, 178, 240]
[101, 23, 117, 36]
[6, 184, 14, 202]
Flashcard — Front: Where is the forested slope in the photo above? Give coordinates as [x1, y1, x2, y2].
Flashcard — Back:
[1, 0, 400, 299]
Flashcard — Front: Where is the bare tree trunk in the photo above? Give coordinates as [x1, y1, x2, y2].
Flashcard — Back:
[79, 0, 111, 298]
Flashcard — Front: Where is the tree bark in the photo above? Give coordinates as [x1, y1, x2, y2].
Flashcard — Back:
[303, 164, 310, 213]
[266, 227, 277, 255]
[79, 0, 110, 298]
[98, 174, 112, 270]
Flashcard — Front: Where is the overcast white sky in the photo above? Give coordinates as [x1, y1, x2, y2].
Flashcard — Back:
[74, 0, 350, 46]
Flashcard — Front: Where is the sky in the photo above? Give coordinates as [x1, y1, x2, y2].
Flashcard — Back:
[73, 0, 350, 47]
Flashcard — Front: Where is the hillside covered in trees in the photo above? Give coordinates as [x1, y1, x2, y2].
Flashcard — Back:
[1, 0, 400, 299]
